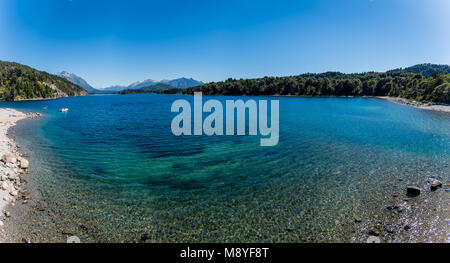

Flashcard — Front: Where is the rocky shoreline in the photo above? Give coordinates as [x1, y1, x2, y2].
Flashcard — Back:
[0, 109, 41, 242]
[376, 96, 450, 113]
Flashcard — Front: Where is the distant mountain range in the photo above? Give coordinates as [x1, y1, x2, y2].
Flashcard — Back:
[119, 83, 181, 95]
[102, 77, 204, 91]
[55, 71, 204, 93]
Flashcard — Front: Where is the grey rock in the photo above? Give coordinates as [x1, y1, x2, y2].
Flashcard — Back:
[407, 186, 421, 197]
[430, 180, 442, 191]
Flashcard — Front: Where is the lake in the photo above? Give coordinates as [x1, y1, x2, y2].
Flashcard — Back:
[1, 94, 449, 242]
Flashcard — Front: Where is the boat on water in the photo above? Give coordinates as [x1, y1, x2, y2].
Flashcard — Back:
[59, 108, 69, 112]
[43, 106, 48, 110]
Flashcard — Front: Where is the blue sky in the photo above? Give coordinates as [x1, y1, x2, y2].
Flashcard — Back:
[1, 0, 449, 89]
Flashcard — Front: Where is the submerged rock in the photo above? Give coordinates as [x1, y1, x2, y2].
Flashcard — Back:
[385, 225, 396, 234]
[141, 233, 151, 243]
[368, 229, 380, 236]
[430, 180, 442, 191]
[406, 186, 421, 197]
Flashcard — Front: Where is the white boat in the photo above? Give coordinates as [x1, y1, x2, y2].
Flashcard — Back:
[59, 108, 69, 112]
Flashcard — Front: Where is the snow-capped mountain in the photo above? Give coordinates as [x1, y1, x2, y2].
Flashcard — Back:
[103, 78, 203, 91]
[55, 71, 99, 93]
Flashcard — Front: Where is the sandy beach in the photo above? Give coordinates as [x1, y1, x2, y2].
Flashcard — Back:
[0, 108, 40, 242]
[376, 96, 450, 113]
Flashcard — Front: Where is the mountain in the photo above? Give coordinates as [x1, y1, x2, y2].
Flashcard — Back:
[160, 78, 204, 89]
[388, 63, 450, 77]
[0, 61, 88, 101]
[119, 83, 181, 94]
[55, 71, 99, 93]
[103, 77, 203, 91]
[101, 85, 127, 91]
[128, 79, 158, 90]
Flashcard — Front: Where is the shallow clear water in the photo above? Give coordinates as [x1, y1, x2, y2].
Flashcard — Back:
[1, 95, 449, 242]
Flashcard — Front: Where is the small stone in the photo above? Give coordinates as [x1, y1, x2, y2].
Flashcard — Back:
[5, 211, 11, 217]
[1, 181, 9, 190]
[36, 201, 47, 211]
[386, 205, 399, 211]
[61, 229, 73, 235]
[80, 225, 89, 231]
[406, 186, 421, 197]
[385, 225, 396, 234]
[0, 220, 4, 230]
[141, 233, 151, 243]
[368, 229, 380, 236]
[404, 225, 411, 231]
[7, 173, 16, 180]
[354, 217, 363, 223]
[430, 180, 442, 191]
[10, 190, 18, 197]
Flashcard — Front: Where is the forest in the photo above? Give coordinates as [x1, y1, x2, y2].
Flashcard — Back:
[185, 64, 450, 104]
[0, 61, 87, 101]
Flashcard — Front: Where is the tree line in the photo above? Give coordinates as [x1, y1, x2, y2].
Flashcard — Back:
[185, 71, 450, 104]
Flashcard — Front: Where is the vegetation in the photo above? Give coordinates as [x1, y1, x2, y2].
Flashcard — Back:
[185, 64, 450, 104]
[119, 83, 182, 94]
[388, 63, 450, 77]
[0, 61, 87, 101]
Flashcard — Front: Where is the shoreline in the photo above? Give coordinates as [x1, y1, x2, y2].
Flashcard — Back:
[374, 96, 450, 113]
[0, 108, 41, 242]
[184, 93, 450, 113]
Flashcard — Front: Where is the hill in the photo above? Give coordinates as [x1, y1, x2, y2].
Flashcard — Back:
[160, 78, 204, 89]
[388, 63, 450, 77]
[0, 61, 88, 101]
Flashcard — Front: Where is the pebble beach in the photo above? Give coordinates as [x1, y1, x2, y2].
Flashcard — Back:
[0, 108, 40, 242]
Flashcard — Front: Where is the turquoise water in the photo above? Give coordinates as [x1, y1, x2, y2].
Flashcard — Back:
[1, 95, 449, 242]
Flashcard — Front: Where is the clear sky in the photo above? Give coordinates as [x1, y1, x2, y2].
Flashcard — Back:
[0, 0, 449, 89]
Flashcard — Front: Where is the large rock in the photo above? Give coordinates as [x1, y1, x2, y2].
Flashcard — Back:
[407, 186, 421, 197]
[430, 180, 442, 191]
[18, 157, 30, 169]
[1, 154, 17, 164]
